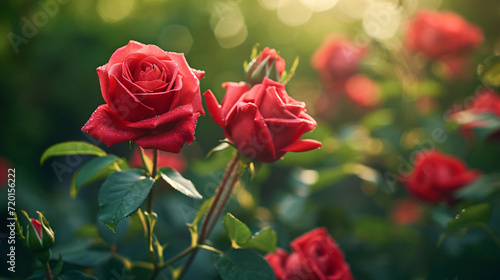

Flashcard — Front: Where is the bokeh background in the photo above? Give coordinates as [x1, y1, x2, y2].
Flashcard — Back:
[2, 0, 500, 279]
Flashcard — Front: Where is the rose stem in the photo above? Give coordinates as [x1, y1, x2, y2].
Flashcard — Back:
[43, 262, 53, 280]
[148, 149, 159, 280]
[177, 154, 240, 279]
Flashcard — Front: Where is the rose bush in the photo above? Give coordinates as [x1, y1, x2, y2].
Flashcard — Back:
[82, 40, 205, 152]
[405, 150, 480, 202]
[204, 77, 321, 163]
[265, 228, 354, 280]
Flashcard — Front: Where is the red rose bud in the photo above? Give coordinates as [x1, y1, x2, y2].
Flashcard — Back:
[311, 36, 367, 92]
[25, 212, 54, 252]
[265, 228, 354, 280]
[344, 74, 380, 107]
[405, 150, 480, 203]
[406, 10, 483, 59]
[245, 47, 286, 86]
[204, 77, 321, 163]
[82, 41, 205, 153]
[391, 199, 422, 226]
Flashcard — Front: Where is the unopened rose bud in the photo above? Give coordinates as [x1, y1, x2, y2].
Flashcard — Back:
[245, 47, 285, 86]
[24, 212, 55, 253]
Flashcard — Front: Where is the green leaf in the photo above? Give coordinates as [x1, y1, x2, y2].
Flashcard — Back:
[223, 213, 277, 252]
[439, 203, 492, 246]
[215, 249, 277, 280]
[223, 213, 252, 248]
[446, 203, 492, 234]
[40, 141, 106, 165]
[98, 169, 154, 232]
[455, 174, 500, 201]
[478, 55, 500, 90]
[242, 227, 277, 253]
[207, 141, 232, 158]
[60, 250, 112, 267]
[72, 156, 121, 198]
[59, 271, 99, 280]
[159, 167, 202, 199]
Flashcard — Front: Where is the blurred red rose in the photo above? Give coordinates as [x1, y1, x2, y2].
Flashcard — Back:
[265, 228, 354, 280]
[130, 148, 187, 173]
[405, 150, 479, 202]
[204, 77, 321, 163]
[344, 74, 380, 107]
[391, 199, 422, 225]
[0, 157, 11, 187]
[82, 40, 205, 153]
[311, 37, 367, 92]
[406, 10, 483, 59]
[449, 89, 500, 138]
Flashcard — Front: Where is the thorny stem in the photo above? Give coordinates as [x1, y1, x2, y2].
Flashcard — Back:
[147, 149, 159, 280]
[177, 154, 240, 279]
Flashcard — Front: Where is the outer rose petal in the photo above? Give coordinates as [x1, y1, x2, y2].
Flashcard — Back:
[203, 90, 224, 127]
[108, 41, 145, 66]
[134, 113, 200, 153]
[282, 139, 322, 152]
[265, 248, 289, 280]
[221, 82, 250, 116]
[126, 104, 194, 129]
[82, 105, 147, 147]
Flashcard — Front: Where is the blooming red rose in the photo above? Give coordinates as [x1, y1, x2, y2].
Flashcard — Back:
[406, 10, 483, 59]
[311, 37, 367, 92]
[130, 148, 187, 173]
[265, 228, 354, 280]
[405, 150, 479, 202]
[82, 41, 205, 153]
[204, 77, 321, 163]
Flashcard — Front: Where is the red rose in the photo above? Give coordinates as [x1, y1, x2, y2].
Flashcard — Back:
[406, 10, 483, 59]
[82, 41, 205, 153]
[246, 47, 286, 86]
[204, 77, 321, 163]
[311, 37, 367, 92]
[449, 89, 500, 138]
[344, 74, 380, 107]
[129, 148, 187, 173]
[405, 151, 479, 202]
[265, 228, 354, 280]
[391, 199, 422, 226]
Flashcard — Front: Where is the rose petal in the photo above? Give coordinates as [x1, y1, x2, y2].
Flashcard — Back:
[281, 139, 322, 152]
[134, 113, 199, 153]
[82, 104, 146, 146]
[127, 104, 194, 129]
[221, 82, 250, 116]
[108, 41, 145, 66]
[203, 90, 224, 127]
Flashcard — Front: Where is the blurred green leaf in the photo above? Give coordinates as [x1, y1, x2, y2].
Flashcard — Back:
[223, 213, 252, 248]
[439, 203, 492, 246]
[26, 270, 47, 280]
[98, 169, 154, 232]
[446, 203, 491, 234]
[40, 141, 106, 165]
[310, 165, 350, 192]
[215, 249, 277, 280]
[455, 174, 500, 201]
[478, 55, 500, 90]
[72, 156, 122, 198]
[159, 167, 202, 199]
